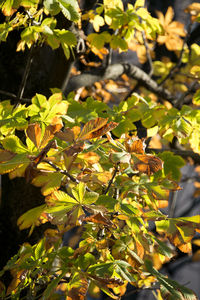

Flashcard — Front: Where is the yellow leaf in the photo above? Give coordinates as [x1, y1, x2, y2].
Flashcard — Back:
[17, 204, 46, 233]
[93, 15, 105, 32]
[104, 0, 124, 25]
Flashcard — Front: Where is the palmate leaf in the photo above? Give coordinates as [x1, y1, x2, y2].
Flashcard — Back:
[145, 260, 198, 300]
[155, 216, 200, 253]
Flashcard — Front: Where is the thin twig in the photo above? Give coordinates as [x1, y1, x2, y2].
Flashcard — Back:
[103, 164, 118, 194]
[169, 191, 178, 217]
[0, 89, 31, 103]
[44, 160, 93, 192]
[16, 44, 35, 105]
[123, 82, 140, 102]
[175, 81, 199, 108]
[142, 31, 153, 77]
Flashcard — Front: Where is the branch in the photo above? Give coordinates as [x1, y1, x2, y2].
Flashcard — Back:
[16, 44, 36, 105]
[103, 165, 118, 195]
[65, 63, 175, 103]
[147, 148, 200, 164]
[142, 30, 154, 77]
[0, 89, 31, 103]
[44, 160, 93, 192]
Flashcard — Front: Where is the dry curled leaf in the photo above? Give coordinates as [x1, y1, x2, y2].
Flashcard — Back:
[125, 137, 146, 154]
[132, 154, 163, 175]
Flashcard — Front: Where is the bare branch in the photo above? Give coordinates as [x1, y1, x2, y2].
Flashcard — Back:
[142, 30, 154, 77]
[65, 63, 175, 103]
[0, 89, 31, 103]
[16, 44, 36, 105]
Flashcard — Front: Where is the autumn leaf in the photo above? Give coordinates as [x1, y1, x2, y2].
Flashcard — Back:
[156, 6, 186, 51]
[78, 117, 118, 141]
[26, 123, 42, 148]
[125, 137, 145, 154]
[67, 277, 89, 300]
[17, 204, 46, 235]
[0, 149, 15, 162]
[185, 2, 200, 22]
[84, 212, 114, 227]
[132, 154, 163, 175]
[40, 123, 63, 148]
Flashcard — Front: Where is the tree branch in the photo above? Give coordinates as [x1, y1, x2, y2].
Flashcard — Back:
[0, 89, 31, 103]
[147, 148, 200, 164]
[103, 165, 118, 195]
[16, 44, 36, 105]
[65, 63, 175, 103]
[44, 160, 92, 192]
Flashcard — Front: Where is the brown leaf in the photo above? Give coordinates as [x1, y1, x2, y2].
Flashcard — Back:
[65, 142, 85, 156]
[0, 150, 15, 162]
[125, 137, 145, 154]
[84, 212, 114, 227]
[133, 154, 163, 175]
[185, 2, 200, 16]
[88, 274, 124, 287]
[26, 123, 41, 148]
[78, 117, 118, 141]
[55, 128, 75, 143]
[67, 278, 89, 300]
[40, 124, 63, 148]
[25, 140, 58, 182]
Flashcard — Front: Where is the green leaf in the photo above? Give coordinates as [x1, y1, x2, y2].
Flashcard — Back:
[32, 172, 64, 196]
[55, 29, 77, 46]
[1, 0, 14, 16]
[145, 260, 198, 300]
[43, 275, 62, 299]
[88, 32, 111, 49]
[2, 135, 28, 154]
[153, 238, 174, 258]
[76, 253, 96, 270]
[84, 190, 99, 205]
[56, 0, 80, 21]
[0, 153, 30, 174]
[34, 238, 45, 260]
[72, 182, 85, 203]
[88, 262, 114, 277]
[96, 195, 117, 211]
[110, 35, 128, 50]
[114, 260, 135, 282]
[193, 89, 200, 105]
[44, 0, 60, 15]
[159, 151, 185, 181]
